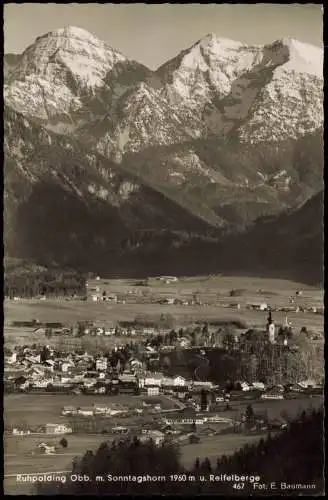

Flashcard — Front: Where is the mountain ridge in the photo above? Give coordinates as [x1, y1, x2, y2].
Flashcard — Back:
[3, 27, 324, 282]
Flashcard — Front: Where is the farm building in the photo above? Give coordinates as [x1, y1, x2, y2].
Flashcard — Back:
[86, 279, 118, 302]
[12, 428, 31, 436]
[147, 385, 160, 396]
[96, 358, 108, 371]
[93, 405, 108, 415]
[77, 407, 94, 417]
[46, 423, 72, 434]
[38, 443, 57, 454]
[139, 373, 164, 388]
[139, 430, 165, 446]
[247, 302, 268, 311]
[61, 406, 78, 416]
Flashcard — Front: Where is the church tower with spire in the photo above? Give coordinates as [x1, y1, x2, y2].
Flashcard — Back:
[267, 309, 275, 344]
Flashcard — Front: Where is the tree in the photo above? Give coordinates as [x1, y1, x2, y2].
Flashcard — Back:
[159, 313, 175, 330]
[60, 437, 68, 448]
[76, 322, 85, 337]
[45, 328, 53, 339]
[40, 346, 51, 362]
[245, 404, 255, 426]
[202, 323, 209, 336]
[222, 330, 235, 351]
[202, 457, 212, 472]
[200, 389, 208, 411]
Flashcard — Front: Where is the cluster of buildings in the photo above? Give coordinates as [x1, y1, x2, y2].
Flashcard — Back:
[4, 340, 212, 397]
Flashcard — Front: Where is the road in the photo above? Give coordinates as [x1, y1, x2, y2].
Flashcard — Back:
[162, 394, 186, 411]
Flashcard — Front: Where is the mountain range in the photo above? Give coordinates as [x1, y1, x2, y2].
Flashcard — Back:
[4, 27, 324, 283]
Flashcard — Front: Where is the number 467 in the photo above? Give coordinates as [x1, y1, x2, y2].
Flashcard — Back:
[233, 483, 245, 490]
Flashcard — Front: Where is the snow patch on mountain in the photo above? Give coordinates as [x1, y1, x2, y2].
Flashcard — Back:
[278, 37, 323, 77]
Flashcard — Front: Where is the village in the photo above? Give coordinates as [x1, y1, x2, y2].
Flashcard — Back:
[4, 275, 324, 482]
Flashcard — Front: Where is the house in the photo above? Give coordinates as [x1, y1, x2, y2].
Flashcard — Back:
[139, 430, 164, 446]
[93, 405, 108, 415]
[159, 276, 178, 283]
[61, 406, 77, 416]
[145, 346, 157, 354]
[143, 328, 156, 335]
[298, 379, 319, 389]
[130, 359, 143, 369]
[43, 360, 55, 371]
[173, 376, 186, 387]
[61, 362, 74, 373]
[106, 294, 117, 303]
[31, 379, 51, 388]
[247, 302, 268, 311]
[240, 381, 251, 392]
[12, 428, 31, 435]
[77, 407, 94, 416]
[251, 382, 266, 391]
[139, 373, 164, 388]
[164, 416, 206, 425]
[148, 430, 165, 446]
[161, 298, 175, 305]
[45, 423, 72, 434]
[26, 354, 41, 364]
[112, 426, 128, 434]
[161, 377, 175, 387]
[179, 338, 191, 348]
[107, 408, 127, 416]
[147, 385, 160, 396]
[104, 328, 116, 336]
[7, 352, 17, 364]
[119, 372, 137, 382]
[207, 415, 234, 424]
[96, 358, 108, 371]
[38, 443, 57, 454]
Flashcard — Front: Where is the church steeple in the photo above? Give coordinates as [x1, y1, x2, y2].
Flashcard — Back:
[267, 309, 273, 328]
[267, 309, 275, 343]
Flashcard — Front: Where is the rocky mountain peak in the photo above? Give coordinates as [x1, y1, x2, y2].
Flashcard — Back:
[9, 25, 126, 87]
[264, 37, 323, 77]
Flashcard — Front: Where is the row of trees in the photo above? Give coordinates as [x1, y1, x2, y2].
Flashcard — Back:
[4, 272, 86, 298]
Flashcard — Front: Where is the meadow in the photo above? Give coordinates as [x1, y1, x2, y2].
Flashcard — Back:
[4, 275, 324, 349]
[4, 393, 176, 428]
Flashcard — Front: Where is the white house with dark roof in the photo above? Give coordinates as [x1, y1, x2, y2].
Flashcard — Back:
[139, 372, 164, 388]
[46, 423, 72, 434]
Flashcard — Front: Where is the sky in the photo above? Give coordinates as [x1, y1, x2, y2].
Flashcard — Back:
[4, 3, 323, 69]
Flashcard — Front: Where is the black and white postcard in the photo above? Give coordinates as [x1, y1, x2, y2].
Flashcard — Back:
[3, 3, 324, 496]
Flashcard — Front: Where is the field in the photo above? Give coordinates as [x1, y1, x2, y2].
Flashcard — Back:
[180, 395, 323, 469]
[4, 275, 324, 349]
[4, 392, 178, 494]
[180, 434, 267, 469]
[4, 393, 177, 428]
